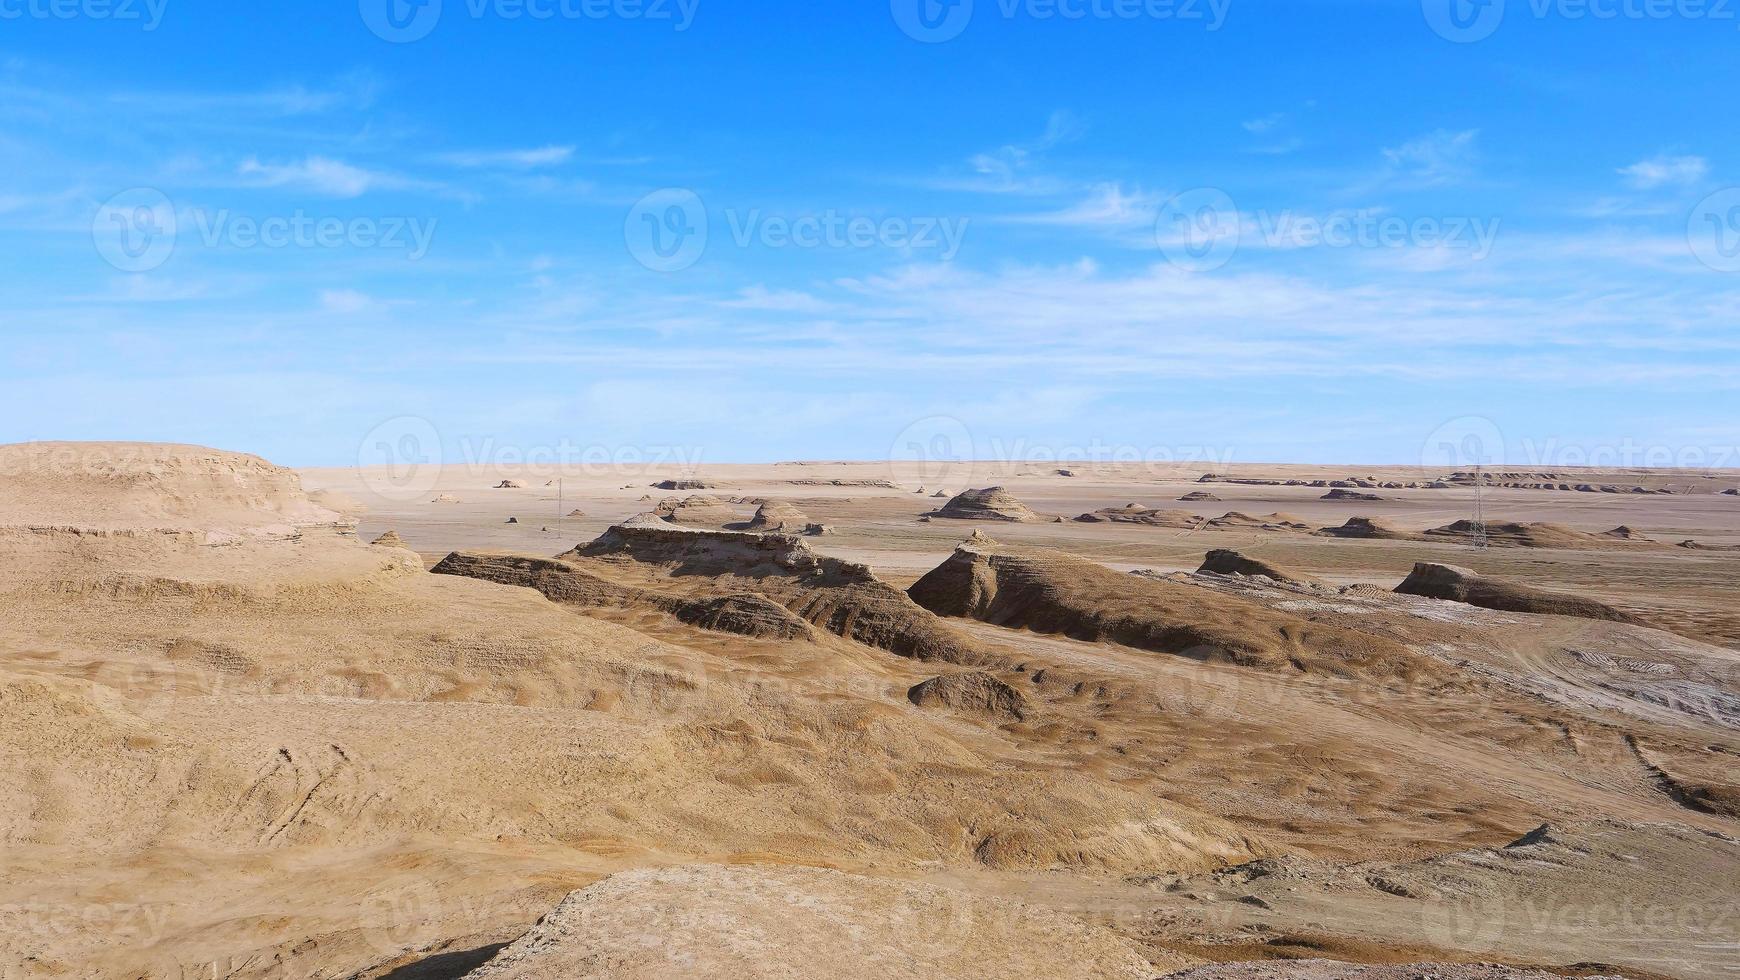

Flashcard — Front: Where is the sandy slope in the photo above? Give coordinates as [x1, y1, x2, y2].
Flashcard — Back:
[1, 445, 1737, 978]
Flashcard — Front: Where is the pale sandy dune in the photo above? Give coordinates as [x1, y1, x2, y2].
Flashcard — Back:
[3, 444, 1738, 979]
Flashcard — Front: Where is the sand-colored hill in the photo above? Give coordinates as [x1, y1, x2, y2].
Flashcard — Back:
[1396, 562, 1646, 625]
[929, 487, 1049, 522]
[466, 864, 1153, 980]
[651, 493, 747, 526]
[1424, 519, 1666, 549]
[1198, 549, 1315, 586]
[741, 498, 810, 532]
[1316, 516, 1419, 539]
[1076, 504, 1202, 527]
[1207, 511, 1313, 531]
[0, 441, 344, 534]
[906, 538, 1428, 679]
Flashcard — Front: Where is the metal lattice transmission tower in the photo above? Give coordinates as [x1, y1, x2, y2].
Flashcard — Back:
[1470, 464, 1488, 549]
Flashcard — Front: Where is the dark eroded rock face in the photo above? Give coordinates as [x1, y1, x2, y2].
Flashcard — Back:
[1394, 561, 1645, 625]
[1196, 549, 1313, 586]
[907, 671, 1028, 722]
[430, 551, 815, 640]
[1075, 505, 1200, 527]
[560, 524, 1001, 666]
[1423, 519, 1663, 549]
[1315, 516, 1417, 539]
[909, 541, 1428, 680]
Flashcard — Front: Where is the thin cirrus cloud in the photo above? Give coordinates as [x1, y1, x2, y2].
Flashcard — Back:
[1378, 129, 1480, 187]
[1242, 113, 1284, 134]
[234, 155, 450, 198]
[1005, 183, 1164, 238]
[924, 110, 1086, 196]
[433, 145, 576, 169]
[1617, 154, 1709, 190]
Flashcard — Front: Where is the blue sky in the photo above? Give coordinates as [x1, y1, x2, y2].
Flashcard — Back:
[2, 0, 1737, 470]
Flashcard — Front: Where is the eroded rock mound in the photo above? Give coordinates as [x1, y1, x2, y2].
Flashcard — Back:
[653, 494, 746, 527]
[564, 524, 997, 665]
[1208, 511, 1312, 531]
[783, 478, 897, 488]
[1424, 520, 1663, 549]
[1076, 504, 1200, 527]
[1395, 562, 1645, 625]
[1316, 517, 1417, 540]
[1161, 961, 1586, 980]
[908, 539, 1425, 679]
[743, 499, 810, 532]
[929, 487, 1047, 522]
[1197, 549, 1313, 586]
[430, 551, 816, 640]
[1178, 490, 1221, 502]
[1321, 489, 1382, 501]
[369, 530, 411, 549]
[0, 442, 344, 534]
[908, 671, 1028, 722]
[465, 865, 1152, 980]
[653, 478, 714, 490]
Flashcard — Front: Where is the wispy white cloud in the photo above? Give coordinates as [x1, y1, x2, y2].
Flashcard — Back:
[719, 285, 834, 313]
[1379, 129, 1479, 187]
[319, 289, 378, 314]
[434, 145, 575, 169]
[236, 156, 413, 197]
[927, 110, 1085, 195]
[108, 81, 377, 117]
[1618, 154, 1708, 189]
[1006, 183, 1163, 240]
[1242, 113, 1284, 134]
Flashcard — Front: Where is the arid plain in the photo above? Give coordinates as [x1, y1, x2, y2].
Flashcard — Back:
[2, 442, 1736, 979]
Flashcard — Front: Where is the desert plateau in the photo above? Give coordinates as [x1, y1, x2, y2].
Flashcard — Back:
[0, 443, 1734, 978]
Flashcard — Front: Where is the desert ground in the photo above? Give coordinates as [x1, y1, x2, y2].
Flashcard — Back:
[2, 443, 1736, 979]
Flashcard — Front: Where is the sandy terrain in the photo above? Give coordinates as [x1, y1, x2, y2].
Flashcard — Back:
[2, 444, 1736, 978]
